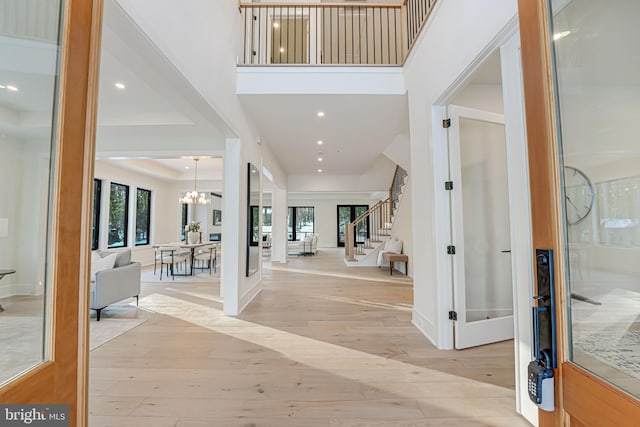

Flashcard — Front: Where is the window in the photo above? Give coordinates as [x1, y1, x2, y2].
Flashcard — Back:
[91, 179, 101, 250]
[135, 188, 151, 246]
[108, 182, 129, 248]
[250, 206, 260, 245]
[288, 206, 314, 241]
[181, 203, 188, 241]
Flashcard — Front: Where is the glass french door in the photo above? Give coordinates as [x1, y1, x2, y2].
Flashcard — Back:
[447, 105, 514, 349]
[550, 0, 640, 407]
[0, 0, 101, 423]
[337, 205, 369, 247]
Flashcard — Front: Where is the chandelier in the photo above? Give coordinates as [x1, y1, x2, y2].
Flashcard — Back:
[178, 157, 210, 205]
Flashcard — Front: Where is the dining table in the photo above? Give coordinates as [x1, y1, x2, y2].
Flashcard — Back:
[153, 242, 209, 276]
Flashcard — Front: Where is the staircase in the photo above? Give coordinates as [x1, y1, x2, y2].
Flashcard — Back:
[345, 165, 408, 265]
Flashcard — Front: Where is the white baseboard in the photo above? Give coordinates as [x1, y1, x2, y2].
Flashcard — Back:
[0, 282, 37, 298]
[412, 307, 439, 348]
[239, 282, 262, 313]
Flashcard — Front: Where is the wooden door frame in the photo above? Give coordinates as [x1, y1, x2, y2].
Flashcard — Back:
[0, 0, 103, 425]
[518, 0, 640, 425]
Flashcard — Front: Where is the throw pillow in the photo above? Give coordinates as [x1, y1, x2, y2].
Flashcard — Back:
[90, 252, 117, 282]
[114, 249, 131, 268]
[91, 251, 102, 263]
[387, 238, 403, 254]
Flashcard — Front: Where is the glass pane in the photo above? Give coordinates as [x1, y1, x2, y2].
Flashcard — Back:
[108, 183, 129, 248]
[287, 207, 293, 240]
[0, 0, 63, 385]
[295, 207, 314, 240]
[355, 205, 368, 243]
[262, 206, 272, 242]
[135, 188, 150, 246]
[338, 206, 351, 245]
[459, 118, 513, 322]
[550, 0, 640, 397]
[181, 204, 188, 241]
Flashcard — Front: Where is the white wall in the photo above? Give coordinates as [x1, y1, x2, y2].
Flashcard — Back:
[94, 160, 177, 266]
[0, 138, 47, 296]
[287, 194, 381, 248]
[115, 0, 288, 315]
[383, 134, 411, 173]
[403, 0, 518, 347]
[288, 154, 396, 193]
[451, 83, 504, 113]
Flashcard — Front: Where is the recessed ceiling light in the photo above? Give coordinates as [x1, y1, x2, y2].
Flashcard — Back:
[185, 166, 190, 169]
[553, 30, 571, 40]
[317, 111, 325, 117]
[273, 22, 280, 28]
[114, 82, 126, 90]
[279, 47, 285, 53]
[317, 169, 323, 173]
[0, 85, 5, 89]
[317, 140, 323, 145]
[6, 85, 18, 92]
[317, 157, 323, 162]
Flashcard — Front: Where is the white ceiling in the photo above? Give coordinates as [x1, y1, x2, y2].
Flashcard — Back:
[240, 93, 408, 176]
[100, 0, 408, 183]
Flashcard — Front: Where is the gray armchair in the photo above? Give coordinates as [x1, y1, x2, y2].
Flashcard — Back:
[90, 249, 141, 321]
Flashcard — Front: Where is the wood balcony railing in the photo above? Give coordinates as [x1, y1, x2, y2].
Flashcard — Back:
[238, 1, 438, 66]
[0, 0, 61, 43]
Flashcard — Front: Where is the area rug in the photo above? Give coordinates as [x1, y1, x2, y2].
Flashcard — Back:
[90, 318, 146, 350]
[574, 328, 640, 380]
[572, 288, 640, 380]
[140, 269, 219, 284]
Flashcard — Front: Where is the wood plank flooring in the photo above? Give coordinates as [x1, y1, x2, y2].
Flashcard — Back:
[89, 249, 530, 426]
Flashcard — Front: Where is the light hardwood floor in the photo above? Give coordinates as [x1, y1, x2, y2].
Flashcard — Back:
[89, 248, 530, 426]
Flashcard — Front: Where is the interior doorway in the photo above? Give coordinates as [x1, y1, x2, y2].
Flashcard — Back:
[446, 105, 514, 349]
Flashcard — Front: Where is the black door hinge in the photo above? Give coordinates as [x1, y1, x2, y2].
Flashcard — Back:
[442, 118, 451, 128]
[445, 181, 454, 191]
[449, 310, 457, 321]
[447, 245, 456, 255]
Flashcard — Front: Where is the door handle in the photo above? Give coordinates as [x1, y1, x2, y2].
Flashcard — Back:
[501, 250, 511, 253]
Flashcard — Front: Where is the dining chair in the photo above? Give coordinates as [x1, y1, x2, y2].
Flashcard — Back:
[158, 247, 187, 280]
[193, 244, 217, 275]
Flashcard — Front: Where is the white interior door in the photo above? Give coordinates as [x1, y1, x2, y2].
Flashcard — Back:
[448, 104, 514, 349]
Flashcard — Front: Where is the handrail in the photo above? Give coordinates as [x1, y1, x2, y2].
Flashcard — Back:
[353, 198, 388, 225]
[238, 1, 438, 67]
[345, 165, 408, 262]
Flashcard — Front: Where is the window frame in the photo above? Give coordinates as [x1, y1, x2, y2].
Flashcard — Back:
[107, 182, 129, 249]
[135, 187, 151, 246]
[287, 206, 315, 241]
[91, 179, 101, 250]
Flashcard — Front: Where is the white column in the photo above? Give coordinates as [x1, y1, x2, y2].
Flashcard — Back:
[271, 184, 288, 263]
[222, 139, 242, 315]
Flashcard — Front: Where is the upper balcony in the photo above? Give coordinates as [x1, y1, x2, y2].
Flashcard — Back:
[237, 1, 437, 67]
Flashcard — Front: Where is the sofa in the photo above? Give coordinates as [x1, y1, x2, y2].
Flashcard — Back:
[90, 249, 141, 321]
[287, 233, 319, 255]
